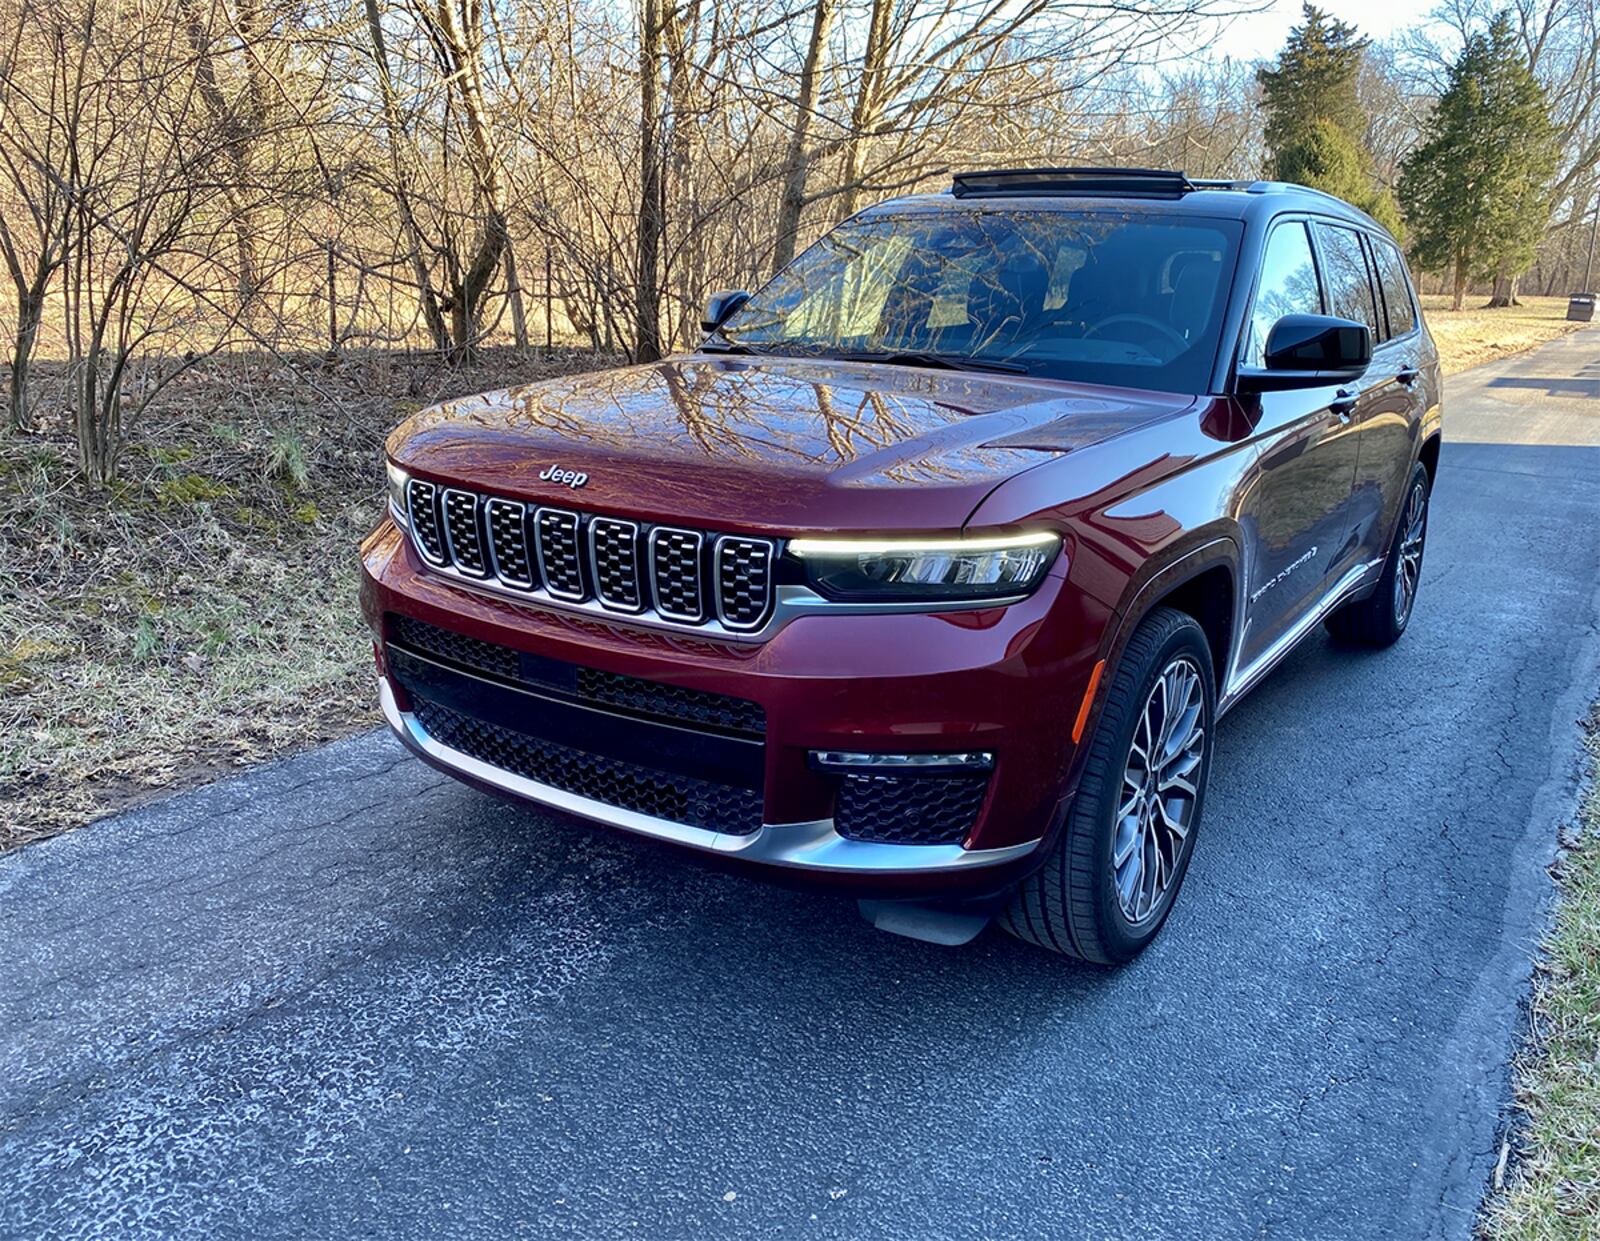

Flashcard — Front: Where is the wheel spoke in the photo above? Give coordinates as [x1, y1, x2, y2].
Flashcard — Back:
[1112, 652, 1208, 927]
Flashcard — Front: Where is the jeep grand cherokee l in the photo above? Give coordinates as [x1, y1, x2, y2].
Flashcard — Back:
[360, 166, 1441, 963]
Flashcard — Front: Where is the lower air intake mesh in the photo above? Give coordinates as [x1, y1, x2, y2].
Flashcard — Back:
[413, 698, 764, 835]
[834, 772, 990, 845]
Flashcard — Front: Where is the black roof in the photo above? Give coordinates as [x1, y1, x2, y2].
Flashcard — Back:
[865, 166, 1385, 234]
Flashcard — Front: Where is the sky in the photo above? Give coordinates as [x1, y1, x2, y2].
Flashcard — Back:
[1197, 0, 1439, 62]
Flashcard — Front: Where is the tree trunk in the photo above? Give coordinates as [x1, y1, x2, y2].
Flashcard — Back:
[1452, 256, 1467, 311]
[1485, 270, 1521, 307]
[506, 243, 530, 351]
[770, 0, 837, 276]
[364, 0, 450, 355]
[7, 285, 44, 431]
[837, 0, 893, 222]
[634, 0, 664, 363]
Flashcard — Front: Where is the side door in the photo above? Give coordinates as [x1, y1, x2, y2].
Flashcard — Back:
[1354, 236, 1427, 562]
[1232, 218, 1363, 676]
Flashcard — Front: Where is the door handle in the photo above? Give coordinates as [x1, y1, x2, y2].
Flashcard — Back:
[1396, 366, 1420, 387]
[1330, 389, 1361, 418]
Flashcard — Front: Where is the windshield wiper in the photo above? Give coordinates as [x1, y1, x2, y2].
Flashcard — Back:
[830, 350, 1029, 375]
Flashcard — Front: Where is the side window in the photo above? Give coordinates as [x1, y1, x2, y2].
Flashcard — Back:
[1242, 221, 1322, 367]
[1373, 240, 1417, 339]
[1312, 222, 1381, 341]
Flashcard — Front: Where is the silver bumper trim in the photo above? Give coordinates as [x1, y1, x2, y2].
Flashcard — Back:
[379, 679, 1041, 875]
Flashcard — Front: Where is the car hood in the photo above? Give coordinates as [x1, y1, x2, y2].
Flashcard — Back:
[387, 353, 1198, 533]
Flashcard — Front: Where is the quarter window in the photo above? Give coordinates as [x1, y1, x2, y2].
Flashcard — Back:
[1242, 221, 1322, 368]
[1373, 241, 1416, 339]
[1312, 223, 1381, 341]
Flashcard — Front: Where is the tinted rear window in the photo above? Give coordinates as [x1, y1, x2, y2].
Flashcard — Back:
[1373, 240, 1417, 338]
[1312, 223, 1381, 340]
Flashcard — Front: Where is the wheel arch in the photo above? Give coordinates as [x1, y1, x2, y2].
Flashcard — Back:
[1062, 532, 1241, 798]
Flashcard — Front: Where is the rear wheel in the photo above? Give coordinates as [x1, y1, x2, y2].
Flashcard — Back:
[1000, 607, 1214, 964]
[1325, 462, 1430, 647]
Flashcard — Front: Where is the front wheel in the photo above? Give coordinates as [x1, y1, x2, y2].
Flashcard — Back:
[999, 607, 1214, 964]
[1325, 462, 1430, 647]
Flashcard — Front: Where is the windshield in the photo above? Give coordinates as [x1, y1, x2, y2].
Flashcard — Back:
[718, 209, 1242, 393]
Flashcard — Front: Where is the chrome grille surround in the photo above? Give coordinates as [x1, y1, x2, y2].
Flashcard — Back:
[589, 517, 644, 613]
[534, 507, 585, 601]
[714, 536, 776, 631]
[397, 483, 780, 640]
[649, 528, 706, 622]
[485, 497, 534, 587]
[405, 479, 447, 565]
[441, 488, 490, 578]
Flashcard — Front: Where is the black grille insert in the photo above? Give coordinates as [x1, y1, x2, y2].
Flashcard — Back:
[486, 498, 535, 587]
[650, 529, 705, 622]
[406, 480, 446, 563]
[535, 508, 584, 600]
[442, 489, 489, 576]
[590, 517, 643, 611]
[834, 772, 990, 845]
[413, 698, 764, 834]
[716, 537, 775, 630]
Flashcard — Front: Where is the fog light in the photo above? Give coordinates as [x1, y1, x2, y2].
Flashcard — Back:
[810, 750, 994, 773]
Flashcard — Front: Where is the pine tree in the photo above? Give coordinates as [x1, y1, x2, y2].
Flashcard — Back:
[1275, 118, 1402, 234]
[1258, 5, 1368, 175]
[1257, 5, 1399, 235]
[1397, 15, 1558, 310]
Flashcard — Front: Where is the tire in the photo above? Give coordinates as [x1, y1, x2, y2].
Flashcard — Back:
[1324, 462, 1430, 648]
[1000, 607, 1214, 965]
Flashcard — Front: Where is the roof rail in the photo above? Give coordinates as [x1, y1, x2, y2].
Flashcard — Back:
[950, 167, 1198, 200]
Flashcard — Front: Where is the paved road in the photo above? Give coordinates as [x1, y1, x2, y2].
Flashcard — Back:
[4, 331, 1599, 1241]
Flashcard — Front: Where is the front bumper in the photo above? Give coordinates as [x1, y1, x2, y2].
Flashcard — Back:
[361, 518, 1107, 889]
[381, 678, 1040, 877]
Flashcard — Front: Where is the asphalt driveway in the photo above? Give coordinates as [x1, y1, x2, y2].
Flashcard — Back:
[3, 330, 1598, 1241]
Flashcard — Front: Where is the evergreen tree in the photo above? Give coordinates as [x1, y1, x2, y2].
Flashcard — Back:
[1276, 118, 1404, 235]
[1258, 5, 1368, 174]
[1257, 5, 1400, 235]
[1397, 15, 1558, 309]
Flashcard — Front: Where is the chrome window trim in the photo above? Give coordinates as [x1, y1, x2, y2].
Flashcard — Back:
[484, 496, 536, 590]
[587, 516, 646, 614]
[440, 487, 491, 579]
[533, 506, 587, 602]
[647, 527, 707, 623]
[712, 534, 777, 632]
[380, 678, 1040, 874]
[405, 479, 449, 567]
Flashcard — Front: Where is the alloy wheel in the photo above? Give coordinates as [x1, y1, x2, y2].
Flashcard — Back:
[1393, 481, 1427, 625]
[1113, 655, 1206, 925]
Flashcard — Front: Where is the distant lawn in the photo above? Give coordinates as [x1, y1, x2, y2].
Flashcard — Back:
[1483, 703, 1600, 1238]
[1421, 294, 1588, 375]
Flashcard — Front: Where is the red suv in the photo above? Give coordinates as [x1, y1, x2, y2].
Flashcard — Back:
[361, 167, 1441, 962]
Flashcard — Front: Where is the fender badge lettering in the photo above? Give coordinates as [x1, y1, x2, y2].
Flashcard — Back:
[539, 464, 589, 490]
[1250, 546, 1318, 604]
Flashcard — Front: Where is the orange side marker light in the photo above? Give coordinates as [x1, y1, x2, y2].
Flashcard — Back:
[1071, 659, 1106, 744]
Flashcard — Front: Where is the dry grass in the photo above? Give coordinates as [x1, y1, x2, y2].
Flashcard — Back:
[0, 348, 620, 848]
[1420, 295, 1588, 375]
[1481, 706, 1600, 1240]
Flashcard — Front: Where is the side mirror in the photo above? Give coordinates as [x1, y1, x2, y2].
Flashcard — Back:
[1236, 314, 1371, 392]
[701, 289, 751, 333]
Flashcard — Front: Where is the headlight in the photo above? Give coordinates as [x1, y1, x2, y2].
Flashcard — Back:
[788, 531, 1060, 603]
[385, 459, 410, 525]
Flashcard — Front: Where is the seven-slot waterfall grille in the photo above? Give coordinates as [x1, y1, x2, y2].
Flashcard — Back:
[404, 479, 777, 633]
